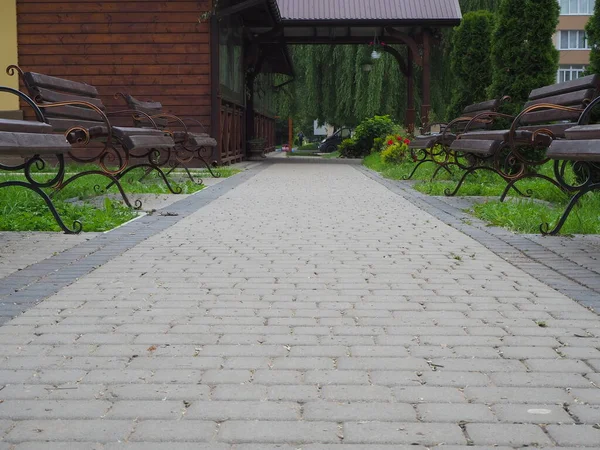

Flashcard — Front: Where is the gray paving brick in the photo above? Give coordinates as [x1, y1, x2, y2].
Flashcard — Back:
[491, 372, 592, 387]
[129, 420, 216, 442]
[185, 401, 299, 420]
[104, 401, 184, 419]
[393, 386, 467, 403]
[344, 422, 465, 445]
[322, 385, 391, 401]
[417, 403, 495, 422]
[464, 387, 573, 404]
[546, 424, 600, 446]
[466, 424, 552, 446]
[0, 400, 110, 419]
[5, 420, 134, 442]
[304, 370, 368, 385]
[267, 385, 320, 401]
[569, 388, 600, 404]
[218, 420, 339, 443]
[568, 404, 600, 423]
[107, 384, 210, 401]
[304, 401, 416, 421]
[493, 404, 574, 423]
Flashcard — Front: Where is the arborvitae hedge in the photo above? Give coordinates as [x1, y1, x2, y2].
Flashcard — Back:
[446, 10, 495, 120]
[489, 0, 559, 115]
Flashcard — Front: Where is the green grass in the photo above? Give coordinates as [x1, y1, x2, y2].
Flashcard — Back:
[0, 179, 137, 233]
[322, 151, 341, 159]
[0, 164, 241, 233]
[364, 151, 600, 235]
[298, 143, 319, 150]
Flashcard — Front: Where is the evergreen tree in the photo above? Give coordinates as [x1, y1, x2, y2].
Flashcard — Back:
[446, 10, 495, 119]
[584, 0, 600, 75]
[489, 0, 559, 114]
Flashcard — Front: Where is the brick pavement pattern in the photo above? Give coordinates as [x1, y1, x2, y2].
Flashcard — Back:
[0, 162, 599, 449]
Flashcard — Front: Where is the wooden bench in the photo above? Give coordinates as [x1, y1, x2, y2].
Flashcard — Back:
[7, 65, 181, 195]
[540, 95, 600, 234]
[447, 75, 600, 199]
[407, 97, 508, 180]
[116, 93, 219, 184]
[0, 86, 82, 233]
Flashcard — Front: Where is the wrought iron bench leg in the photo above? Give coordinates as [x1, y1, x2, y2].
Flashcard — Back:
[0, 180, 82, 234]
[52, 170, 142, 209]
[541, 182, 600, 235]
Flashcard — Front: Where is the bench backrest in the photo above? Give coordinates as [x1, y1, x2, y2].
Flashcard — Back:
[121, 94, 169, 129]
[521, 74, 600, 125]
[456, 98, 502, 130]
[21, 71, 107, 132]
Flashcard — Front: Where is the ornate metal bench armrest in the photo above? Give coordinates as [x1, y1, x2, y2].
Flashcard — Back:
[577, 95, 600, 125]
[38, 100, 113, 149]
[180, 117, 208, 134]
[508, 103, 585, 150]
[149, 113, 189, 135]
[106, 109, 160, 130]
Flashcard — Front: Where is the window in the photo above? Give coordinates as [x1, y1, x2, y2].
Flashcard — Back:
[559, 0, 593, 15]
[559, 30, 590, 49]
[557, 65, 587, 83]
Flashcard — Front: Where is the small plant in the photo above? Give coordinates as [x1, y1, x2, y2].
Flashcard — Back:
[381, 135, 411, 164]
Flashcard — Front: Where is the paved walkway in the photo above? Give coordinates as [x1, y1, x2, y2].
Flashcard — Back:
[0, 161, 599, 449]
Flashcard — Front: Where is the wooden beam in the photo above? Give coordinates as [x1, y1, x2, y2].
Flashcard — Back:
[218, 0, 265, 18]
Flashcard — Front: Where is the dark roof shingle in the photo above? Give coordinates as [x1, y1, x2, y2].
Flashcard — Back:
[277, 0, 462, 22]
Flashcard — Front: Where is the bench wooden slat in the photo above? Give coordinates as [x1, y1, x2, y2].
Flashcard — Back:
[462, 99, 501, 114]
[0, 131, 70, 155]
[31, 87, 106, 110]
[521, 107, 585, 125]
[42, 105, 107, 123]
[24, 72, 99, 98]
[528, 74, 599, 100]
[0, 118, 53, 134]
[547, 138, 600, 161]
[120, 134, 175, 151]
[524, 88, 595, 109]
[564, 124, 600, 140]
[450, 138, 503, 157]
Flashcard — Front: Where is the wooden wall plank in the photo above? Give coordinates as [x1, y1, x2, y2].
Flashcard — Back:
[16, 0, 213, 132]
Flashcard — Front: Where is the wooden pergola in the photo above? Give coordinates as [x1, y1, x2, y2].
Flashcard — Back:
[215, 0, 461, 150]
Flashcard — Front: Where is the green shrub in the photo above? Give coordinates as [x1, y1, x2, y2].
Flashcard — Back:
[488, 0, 559, 116]
[446, 10, 495, 120]
[353, 115, 397, 156]
[372, 137, 385, 153]
[381, 143, 409, 164]
[338, 138, 363, 158]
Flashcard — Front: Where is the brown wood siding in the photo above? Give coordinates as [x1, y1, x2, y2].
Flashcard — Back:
[16, 0, 213, 132]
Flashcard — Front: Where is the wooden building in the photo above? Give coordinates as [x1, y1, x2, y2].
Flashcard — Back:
[1, 0, 462, 163]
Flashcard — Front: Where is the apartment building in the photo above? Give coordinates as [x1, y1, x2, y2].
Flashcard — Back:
[556, 0, 594, 82]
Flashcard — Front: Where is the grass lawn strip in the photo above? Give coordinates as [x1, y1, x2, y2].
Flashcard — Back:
[363, 152, 600, 235]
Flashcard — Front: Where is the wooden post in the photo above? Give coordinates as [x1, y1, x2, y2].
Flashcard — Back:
[406, 48, 415, 134]
[288, 117, 293, 150]
[421, 30, 431, 133]
[209, 13, 221, 164]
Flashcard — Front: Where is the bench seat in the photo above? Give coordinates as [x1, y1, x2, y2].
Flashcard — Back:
[0, 131, 70, 155]
[409, 133, 456, 150]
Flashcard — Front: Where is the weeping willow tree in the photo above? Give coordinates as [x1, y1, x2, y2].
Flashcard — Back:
[274, 44, 407, 132]
[273, 0, 502, 132]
